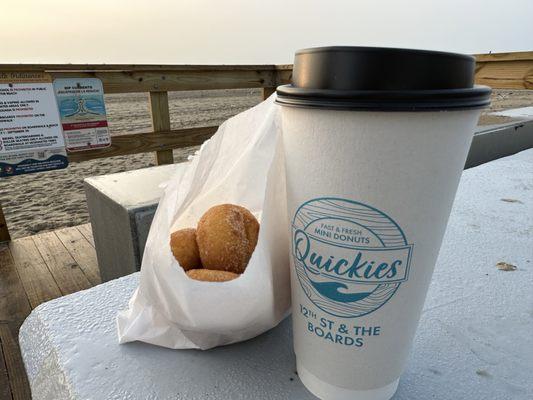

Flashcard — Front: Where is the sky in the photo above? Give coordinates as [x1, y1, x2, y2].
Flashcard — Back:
[1, 0, 532, 65]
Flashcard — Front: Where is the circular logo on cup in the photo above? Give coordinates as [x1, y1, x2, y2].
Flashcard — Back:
[292, 197, 413, 318]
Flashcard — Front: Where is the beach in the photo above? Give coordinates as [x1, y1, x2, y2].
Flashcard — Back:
[0, 89, 263, 238]
[0, 89, 531, 239]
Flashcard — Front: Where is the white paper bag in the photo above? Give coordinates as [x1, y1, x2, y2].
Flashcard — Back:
[117, 96, 291, 349]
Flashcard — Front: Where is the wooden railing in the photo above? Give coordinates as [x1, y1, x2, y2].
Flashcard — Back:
[0, 64, 291, 164]
[0, 64, 291, 241]
[0, 51, 532, 241]
[474, 51, 533, 89]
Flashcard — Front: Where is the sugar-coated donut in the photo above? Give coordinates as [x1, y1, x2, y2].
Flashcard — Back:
[170, 228, 202, 271]
[186, 269, 240, 282]
[196, 204, 259, 274]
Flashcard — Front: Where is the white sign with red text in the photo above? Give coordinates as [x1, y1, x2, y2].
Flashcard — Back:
[53, 78, 111, 152]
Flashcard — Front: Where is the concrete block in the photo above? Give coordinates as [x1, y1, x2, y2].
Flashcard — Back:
[467, 119, 533, 168]
[84, 163, 187, 281]
[21, 149, 533, 400]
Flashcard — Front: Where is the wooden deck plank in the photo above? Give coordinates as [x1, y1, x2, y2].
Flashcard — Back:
[0, 337, 12, 400]
[9, 237, 61, 309]
[0, 224, 101, 399]
[1, 239, 53, 400]
[0, 245, 31, 323]
[0, 323, 31, 400]
[55, 227, 101, 286]
[33, 231, 92, 296]
[77, 224, 95, 247]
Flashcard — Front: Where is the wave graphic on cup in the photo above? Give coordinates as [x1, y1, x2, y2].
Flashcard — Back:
[310, 281, 373, 303]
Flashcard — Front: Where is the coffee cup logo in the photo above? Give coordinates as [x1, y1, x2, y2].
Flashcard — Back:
[292, 198, 413, 318]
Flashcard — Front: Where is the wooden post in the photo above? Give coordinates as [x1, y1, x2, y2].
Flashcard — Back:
[149, 91, 174, 165]
[262, 87, 276, 100]
[0, 203, 10, 242]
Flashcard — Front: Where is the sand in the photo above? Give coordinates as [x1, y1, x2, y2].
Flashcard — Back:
[0, 89, 531, 239]
[479, 90, 533, 126]
[0, 89, 263, 238]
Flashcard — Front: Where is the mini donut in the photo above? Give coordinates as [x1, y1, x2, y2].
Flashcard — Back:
[196, 204, 259, 274]
[169, 228, 202, 271]
[186, 269, 240, 282]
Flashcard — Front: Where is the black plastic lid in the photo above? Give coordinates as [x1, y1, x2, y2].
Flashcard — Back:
[276, 46, 491, 111]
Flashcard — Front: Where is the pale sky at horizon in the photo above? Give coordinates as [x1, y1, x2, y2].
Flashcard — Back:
[2, 0, 532, 65]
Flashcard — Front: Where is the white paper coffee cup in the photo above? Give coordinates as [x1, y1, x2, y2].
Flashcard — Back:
[277, 47, 491, 400]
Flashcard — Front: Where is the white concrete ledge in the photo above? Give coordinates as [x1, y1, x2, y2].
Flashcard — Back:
[21, 149, 533, 399]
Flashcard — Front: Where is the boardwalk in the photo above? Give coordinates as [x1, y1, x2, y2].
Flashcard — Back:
[0, 224, 100, 400]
